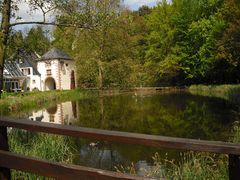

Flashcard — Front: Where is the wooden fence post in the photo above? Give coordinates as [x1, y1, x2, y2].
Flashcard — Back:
[0, 126, 10, 180]
[229, 154, 240, 180]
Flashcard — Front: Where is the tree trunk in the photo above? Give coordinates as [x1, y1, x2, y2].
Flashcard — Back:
[0, 0, 11, 97]
[0, 2, 11, 177]
[98, 59, 103, 89]
[0, 127, 10, 179]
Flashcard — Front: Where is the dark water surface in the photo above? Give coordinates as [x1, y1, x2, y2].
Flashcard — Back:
[15, 91, 240, 173]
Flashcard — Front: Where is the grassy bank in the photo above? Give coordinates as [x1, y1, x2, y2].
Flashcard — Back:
[189, 84, 240, 104]
[0, 89, 98, 116]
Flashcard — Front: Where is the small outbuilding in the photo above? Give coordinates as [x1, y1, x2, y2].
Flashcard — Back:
[37, 48, 76, 91]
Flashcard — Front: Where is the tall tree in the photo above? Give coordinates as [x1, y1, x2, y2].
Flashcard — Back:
[214, 0, 240, 83]
[25, 26, 51, 55]
[0, 2, 99, 178]
[53, 0, 123, 89]
[7, 30, 25, 57]
[0, 0, 98, 96]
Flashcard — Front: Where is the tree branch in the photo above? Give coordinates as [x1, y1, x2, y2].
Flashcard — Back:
[9, 21, 94, 29]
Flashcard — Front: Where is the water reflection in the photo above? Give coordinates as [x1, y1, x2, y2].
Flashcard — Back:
[28, 102, 77, 125]
[24, 92, 240, 172]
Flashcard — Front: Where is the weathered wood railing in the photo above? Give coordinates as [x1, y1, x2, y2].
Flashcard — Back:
[0, 117, 240, 179]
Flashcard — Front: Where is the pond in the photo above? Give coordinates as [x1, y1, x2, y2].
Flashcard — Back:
[10, 91, 240, 175]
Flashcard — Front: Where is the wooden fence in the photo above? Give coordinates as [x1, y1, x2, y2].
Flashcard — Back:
[0, 117, 240, 179]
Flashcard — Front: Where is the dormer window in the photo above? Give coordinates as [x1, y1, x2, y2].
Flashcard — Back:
[19, 58, 23, 64]
[22, 68, 31, 75]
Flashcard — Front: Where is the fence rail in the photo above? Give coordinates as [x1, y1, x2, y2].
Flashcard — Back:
[0, 117, 240, 179]
[0, 150, 141, 180]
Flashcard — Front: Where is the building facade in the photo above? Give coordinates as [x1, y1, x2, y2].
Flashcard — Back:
[38, 48, 76, 91]
[4, 48, 76, 92]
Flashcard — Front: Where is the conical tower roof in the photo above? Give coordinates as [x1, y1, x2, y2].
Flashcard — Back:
[40, 48, 72, 61]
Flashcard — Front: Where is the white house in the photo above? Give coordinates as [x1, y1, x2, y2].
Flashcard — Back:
[16, 49, 42, 91]
[37, 48, 76, 91]
[3, 59, 25, 91]
[4, 48, 76, 92]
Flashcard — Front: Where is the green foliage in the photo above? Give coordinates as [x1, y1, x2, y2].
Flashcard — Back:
[9, 129, 76, 179]
[25, 26, 51, 55]
[8, 0, 240, 88]
[7, 26, 51, 57]
[145, 152, 228, 179]
[7, 31, 24, 57]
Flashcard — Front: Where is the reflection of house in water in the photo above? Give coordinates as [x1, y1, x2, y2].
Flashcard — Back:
[29, 102, 77, 125]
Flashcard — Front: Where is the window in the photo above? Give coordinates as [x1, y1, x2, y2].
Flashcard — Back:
[60, 61, 66, 75]
[32, 80, 36, 84]
[11, 82, 15, 89]
[22, 68, 31, 75]
[45, 61, 51, 68]
[46, 69, 52, 76]
[19, 58, 23, 64]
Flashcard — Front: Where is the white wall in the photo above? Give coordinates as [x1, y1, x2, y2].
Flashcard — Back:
[38, 60, 59, 91]
[37, 59, 76, 91]
[60, 60, 76, 90]
[20, 67, 41, 91]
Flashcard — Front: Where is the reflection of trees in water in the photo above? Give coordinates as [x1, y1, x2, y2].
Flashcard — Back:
[46, 105, 57, 115]
[71, 92, 240, 171]
[46, 105, 57, 123]
[75, 92, 238, 141]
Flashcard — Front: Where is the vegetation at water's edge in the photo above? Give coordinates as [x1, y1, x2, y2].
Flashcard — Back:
[0, 89, 98, 116]
[189, 84, 240, 104]
[117, 121, 240, 179]
[9, 130, 77, 179]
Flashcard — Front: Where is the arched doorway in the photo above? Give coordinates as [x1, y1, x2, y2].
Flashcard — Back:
[45, 77, 56, 91]
[70, 71, 76, 89]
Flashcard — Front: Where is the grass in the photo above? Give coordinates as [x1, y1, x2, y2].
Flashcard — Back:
[144, 152, 228, 179]
[3, 89, 97, 179]
[116, 121, 240, 179]
[9, 129, 77, 179]
[189, 84, 240, 104]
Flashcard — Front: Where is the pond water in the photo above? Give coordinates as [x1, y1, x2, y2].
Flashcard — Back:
[13, 91, 240, 174]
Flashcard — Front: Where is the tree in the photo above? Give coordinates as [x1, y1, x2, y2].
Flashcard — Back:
[172, 0, 224, 83]
[53, 0, 123, 89]
[0, 0, 98, 96]
[213, 0, 240, 83]
[0, 0, 103, 178]
[7, 30, 25, 57]
[25, 26, 51, 55]
[145, 0, 178, 85]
